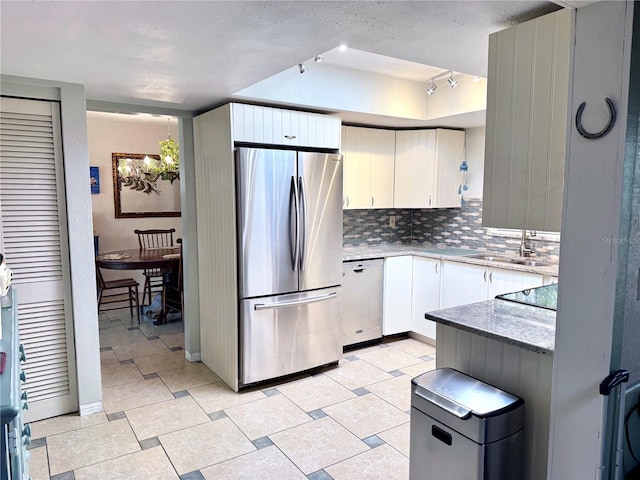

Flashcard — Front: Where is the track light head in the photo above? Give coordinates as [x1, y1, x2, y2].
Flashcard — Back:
[448, 75, 458, 88]
[427, 82, 437, 96]
[314, 55, 324, 63]
[298, 63, 307, 74]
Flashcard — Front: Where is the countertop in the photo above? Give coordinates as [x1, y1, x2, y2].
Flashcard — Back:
[343, 244, 559, 277]
[425, 299, 556, 355]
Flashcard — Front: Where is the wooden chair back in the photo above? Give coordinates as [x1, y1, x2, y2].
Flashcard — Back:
[134, 228, 175, 250]
[95, 264, 106, 291]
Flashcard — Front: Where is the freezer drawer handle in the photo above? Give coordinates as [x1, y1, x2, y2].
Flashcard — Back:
[415, 385, 472, 419]
[254, 292, 337, 310]
[432, 425, 453, 446]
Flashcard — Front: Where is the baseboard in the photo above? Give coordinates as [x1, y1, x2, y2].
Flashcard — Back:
[408, 331, 436, 347]
[185, 351, 201, 362]
[79, 401, 103, 416]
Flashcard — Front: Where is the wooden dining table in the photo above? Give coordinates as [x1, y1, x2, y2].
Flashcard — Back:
[96, 247, 181, 325]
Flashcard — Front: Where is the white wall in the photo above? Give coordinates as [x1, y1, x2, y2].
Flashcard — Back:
[425, 74, 487, 120]
[87, 111, 182, 286]
[235, 63, 486, 127]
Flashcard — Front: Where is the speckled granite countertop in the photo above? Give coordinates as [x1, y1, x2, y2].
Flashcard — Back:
[425, 299, 556, 355]
[343, 244, 559, 277]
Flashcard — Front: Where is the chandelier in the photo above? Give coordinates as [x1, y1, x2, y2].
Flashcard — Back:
[116, 123, 180, 195]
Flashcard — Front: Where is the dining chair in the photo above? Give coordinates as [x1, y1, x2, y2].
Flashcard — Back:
[134, 228, 176, 307]
[160, 238, 183, 323]
[96, 265, 140, 323]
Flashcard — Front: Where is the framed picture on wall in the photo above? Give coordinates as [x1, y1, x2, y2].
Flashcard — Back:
[90, 166, 100, 194]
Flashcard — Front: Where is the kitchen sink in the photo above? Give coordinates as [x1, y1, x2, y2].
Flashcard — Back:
[507, 259, 551, 267]
[465, 254, 513, 263]
[465, 254, 552, 267]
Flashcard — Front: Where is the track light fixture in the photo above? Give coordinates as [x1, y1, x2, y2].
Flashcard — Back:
[314, 55, 324, 63]
[426, 70, 460, 96]
[298, 63, 307, 74]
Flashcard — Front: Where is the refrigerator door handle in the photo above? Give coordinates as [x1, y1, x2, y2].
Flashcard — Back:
[299, 175, 308, 271]
[290, 176, 300, 271]
[254, 292, 337, 310]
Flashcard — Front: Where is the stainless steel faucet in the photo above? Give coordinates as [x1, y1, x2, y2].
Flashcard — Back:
[519, 230, 536, 257]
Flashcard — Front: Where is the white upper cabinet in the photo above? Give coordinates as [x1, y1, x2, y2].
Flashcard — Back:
[231, 103, 341, 149]
[482, 9, 572, 232]
[394, 129, 464, 209]
[341, 126, 395, 209]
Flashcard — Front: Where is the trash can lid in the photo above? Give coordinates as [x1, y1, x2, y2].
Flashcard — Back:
[412, 368, 522, 418]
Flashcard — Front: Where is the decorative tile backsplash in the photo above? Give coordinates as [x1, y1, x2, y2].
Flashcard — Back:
[343, 198, 560, 262]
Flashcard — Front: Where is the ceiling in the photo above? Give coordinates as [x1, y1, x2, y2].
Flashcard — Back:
[1, 1, 562, 121]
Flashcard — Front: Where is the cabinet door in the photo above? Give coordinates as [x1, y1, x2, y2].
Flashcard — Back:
[394, 130, 436, 208]
[383, 256, 413, 335]
[343, 127, 371, 209]
[487, 268, 545, 298]
[440, 261, 488, 309]
[312, 114, 341, 150]
[433, 129, 464, 208]
[232, 103, 341, 149]
[411, 257, 441, 340]
[482, 9, 571, 231]
[370, 129, 396, 208]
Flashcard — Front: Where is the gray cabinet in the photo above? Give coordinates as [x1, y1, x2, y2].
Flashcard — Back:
[482, 9, 572, 232]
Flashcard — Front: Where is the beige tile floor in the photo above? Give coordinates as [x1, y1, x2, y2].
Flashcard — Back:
[27, 309, 436, 480]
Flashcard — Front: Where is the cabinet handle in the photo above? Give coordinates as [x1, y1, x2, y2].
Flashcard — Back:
[429, 195, 432, 207]
[371, 195, 374, 207]
[284, 134, 297, 140]
[435, 263, 439, 274]
[346, 196, 350, 207]
[489, 272, 493, 283]
[483, 270, 487, 282]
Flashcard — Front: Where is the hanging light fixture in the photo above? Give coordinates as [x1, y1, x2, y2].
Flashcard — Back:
[298, 63, 307, 74]
[427, 81, 437, 96]
[314, 55, 324, 63]
[116, 119, 179, 196]
[157, 118, 180, 183]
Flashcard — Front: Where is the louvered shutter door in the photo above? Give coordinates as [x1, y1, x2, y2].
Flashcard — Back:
[0, 97, 78, 421]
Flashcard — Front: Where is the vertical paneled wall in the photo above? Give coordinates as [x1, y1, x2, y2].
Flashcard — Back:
[436, 324, 553, 480]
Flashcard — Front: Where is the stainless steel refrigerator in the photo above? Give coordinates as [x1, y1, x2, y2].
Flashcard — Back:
[236, 147, 343, 386]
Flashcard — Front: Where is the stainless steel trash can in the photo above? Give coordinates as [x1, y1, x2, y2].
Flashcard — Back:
[409, 368, 524, 480]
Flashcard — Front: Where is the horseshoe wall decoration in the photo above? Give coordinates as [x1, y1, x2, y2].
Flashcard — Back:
[575, 97, 616, 139]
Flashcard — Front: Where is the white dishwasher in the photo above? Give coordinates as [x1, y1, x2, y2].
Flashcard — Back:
[342, 259, 383, 347]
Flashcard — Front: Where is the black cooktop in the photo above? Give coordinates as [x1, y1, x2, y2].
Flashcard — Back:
[495, 283, 558, 311]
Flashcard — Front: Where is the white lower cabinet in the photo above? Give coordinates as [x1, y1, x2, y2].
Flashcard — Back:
[440, 260, 545, 309]
[410, 257, 441, 340]
[382, 256, 547, 339]
[382, 256, 413, 335]
[440, 262, 488, 309]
